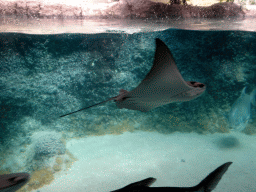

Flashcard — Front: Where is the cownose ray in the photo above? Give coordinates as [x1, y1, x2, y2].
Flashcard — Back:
[111, 162, 232, 192]
[0, 172, 30, 192]
[60, 38, 206, 118]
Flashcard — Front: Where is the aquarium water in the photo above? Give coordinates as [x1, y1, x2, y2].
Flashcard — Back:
[1, 2, 256, 191]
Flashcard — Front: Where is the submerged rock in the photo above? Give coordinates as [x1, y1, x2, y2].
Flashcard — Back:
[31, 131, 66, 159]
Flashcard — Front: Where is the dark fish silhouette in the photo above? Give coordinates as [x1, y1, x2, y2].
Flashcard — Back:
[60, 38, 206, 117]
[0, 172, 30, 192]
[111, 162, 232, 192]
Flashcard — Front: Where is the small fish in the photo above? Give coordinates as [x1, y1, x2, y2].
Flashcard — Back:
[60, 38, 206, 117]
[0, 172, 30, 192]
[111, 162, 232, 192]
[228, 87, 256, 131]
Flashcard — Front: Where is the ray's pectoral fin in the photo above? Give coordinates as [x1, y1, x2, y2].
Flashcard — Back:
[111, 177, 156, 192]
[193, 162, 232, 191]
[115, 38, 206, 112]
[124, 177, 156, 189]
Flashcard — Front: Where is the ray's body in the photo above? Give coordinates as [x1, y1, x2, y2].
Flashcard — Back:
[60, 38, 206, 117]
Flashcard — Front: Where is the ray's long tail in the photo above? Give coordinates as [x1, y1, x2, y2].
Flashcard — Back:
[60, 97, 115, 118]
[60, 89, 129, 118]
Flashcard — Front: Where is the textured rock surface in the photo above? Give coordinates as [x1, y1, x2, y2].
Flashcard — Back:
[31, 131, 66, 159]
[1, 30, 256, 141]
[0, 0, 247, 18]
[109, 1, 245, 18]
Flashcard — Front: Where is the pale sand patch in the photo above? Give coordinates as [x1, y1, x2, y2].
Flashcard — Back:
[32, 131, 256, 192]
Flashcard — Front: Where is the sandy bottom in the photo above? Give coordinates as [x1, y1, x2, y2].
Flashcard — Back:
[32, 131, 256, 192]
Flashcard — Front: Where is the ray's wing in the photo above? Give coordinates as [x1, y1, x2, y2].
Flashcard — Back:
[111, 177, 156, 192]
[116, 38, 192, 111]
[129, 38, 191, 98]
[116, 97, 172, 112]
[0, 172, 30, 191]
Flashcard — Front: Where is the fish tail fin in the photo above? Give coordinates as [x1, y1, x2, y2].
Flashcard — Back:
[250, 88, 256, 106]
[60, 98, 114, 118]
[192, 162, 232, 192]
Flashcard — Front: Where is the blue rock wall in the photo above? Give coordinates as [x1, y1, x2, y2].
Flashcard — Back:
[1, 29, 256, 146]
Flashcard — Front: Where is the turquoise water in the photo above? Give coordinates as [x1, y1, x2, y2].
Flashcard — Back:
[0, 29, 256, 191]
